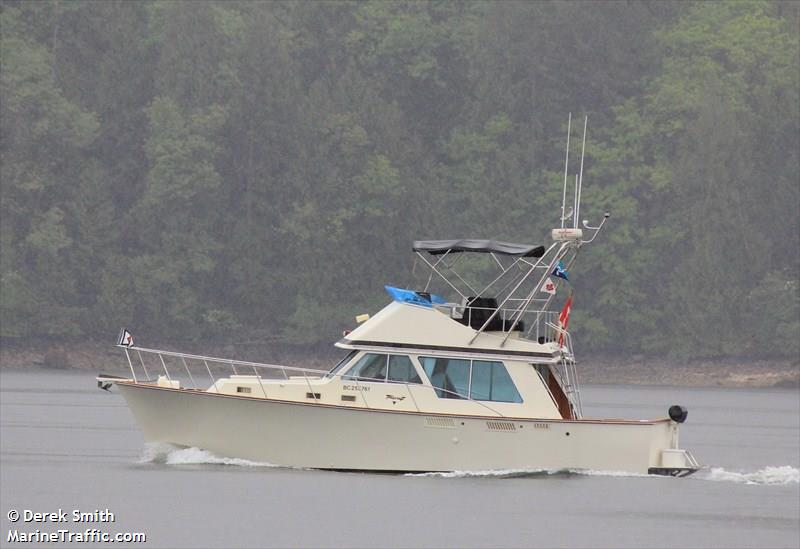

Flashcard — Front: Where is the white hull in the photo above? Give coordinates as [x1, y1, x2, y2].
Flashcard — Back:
[118, 382, 687, 474]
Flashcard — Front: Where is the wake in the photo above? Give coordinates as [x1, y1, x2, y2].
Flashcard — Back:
[409, 466, 799, 485]
[406, 469, 650, 479]
[138, 443, 799, 485]
[696, 465, 799, 486]
[139, 442, 278, 468]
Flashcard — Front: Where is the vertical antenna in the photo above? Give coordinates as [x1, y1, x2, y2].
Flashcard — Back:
[561, 113, 571, 229]
[573, 174, 579, 228]
[575, 116, 588, 229]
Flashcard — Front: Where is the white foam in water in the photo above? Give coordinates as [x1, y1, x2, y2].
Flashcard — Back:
[576, 469, 652, 478]
[410, 466, 800, 484]
[138, 444, 798, 484]
[407, 468, 545, 478]
[139, 442, 278, 468]
[407, 468, 650, 479]
[138, 442, 178, 464]
[699, 466, 799, 486]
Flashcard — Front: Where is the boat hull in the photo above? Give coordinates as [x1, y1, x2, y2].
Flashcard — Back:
[117, 382, 692, 475]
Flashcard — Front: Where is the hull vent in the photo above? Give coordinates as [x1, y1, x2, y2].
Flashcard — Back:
[486, 421, 516, 432]
[424, 416, 456, 429]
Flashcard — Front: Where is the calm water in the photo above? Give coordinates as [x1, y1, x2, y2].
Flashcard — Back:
[1, 369, 798, 549]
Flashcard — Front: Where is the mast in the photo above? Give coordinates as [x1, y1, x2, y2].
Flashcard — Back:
[561, 113, 571, 229]
[576, 116, 587, 229]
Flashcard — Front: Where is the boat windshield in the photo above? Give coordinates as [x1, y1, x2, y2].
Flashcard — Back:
[325, 351, 357, 379]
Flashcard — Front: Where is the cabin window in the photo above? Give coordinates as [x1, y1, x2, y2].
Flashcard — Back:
[325, 351, 357, 378]
[387, 355, 422, 384]
[344, 353, 424, 383]
[420, 357, 471, 399]
[470, 360, 523, 403]
[344, 353, 387, 381]
[420, 357, 522, 403]
[533, 364, 550, 384]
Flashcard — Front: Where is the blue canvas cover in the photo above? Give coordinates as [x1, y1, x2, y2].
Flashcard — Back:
[385, 286, 445, 307]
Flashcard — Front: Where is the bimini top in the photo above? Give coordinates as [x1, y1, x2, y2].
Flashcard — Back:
[412, 239, 545, 258]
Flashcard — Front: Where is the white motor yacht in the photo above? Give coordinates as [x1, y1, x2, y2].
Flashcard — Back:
[98, 117, 700, 476]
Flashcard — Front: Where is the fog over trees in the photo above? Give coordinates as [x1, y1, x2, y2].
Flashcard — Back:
[1, 1, 798, 359]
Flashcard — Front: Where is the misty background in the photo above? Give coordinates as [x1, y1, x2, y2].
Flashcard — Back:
[1, 1, 798, 361]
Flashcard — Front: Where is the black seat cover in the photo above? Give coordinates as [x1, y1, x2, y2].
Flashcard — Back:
[454, 297, 523, 331]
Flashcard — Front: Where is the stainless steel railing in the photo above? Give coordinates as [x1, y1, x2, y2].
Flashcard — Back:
[542, 322, 582, 418]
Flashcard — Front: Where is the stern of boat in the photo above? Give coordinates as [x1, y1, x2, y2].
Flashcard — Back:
[649, 448, 701, 477]
[648, 405, 700, 477]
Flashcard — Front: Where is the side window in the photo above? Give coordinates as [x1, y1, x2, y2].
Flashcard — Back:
[420, 357, 523, 403]
[387, 355, 421, 384]
[420, 357, 470, 399]
[325, 351, 357, 378]
[470, 360, 523, 403]
[344, 353, 387, 381]
[533, 364, 550, 385]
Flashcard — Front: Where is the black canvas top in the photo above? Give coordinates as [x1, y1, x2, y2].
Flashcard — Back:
[412, 239, 545, 257]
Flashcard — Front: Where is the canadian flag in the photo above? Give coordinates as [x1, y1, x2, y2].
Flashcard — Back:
[558, 293, 573, 347]
[541, 277, 557, 295]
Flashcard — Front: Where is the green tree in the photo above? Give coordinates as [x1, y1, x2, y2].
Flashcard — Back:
[98, 97, 226, 338]
[1, 5, 100, 337]
[586, 1, 799, 357]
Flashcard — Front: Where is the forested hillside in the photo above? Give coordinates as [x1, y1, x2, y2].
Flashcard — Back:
[1, 1, 797, 359]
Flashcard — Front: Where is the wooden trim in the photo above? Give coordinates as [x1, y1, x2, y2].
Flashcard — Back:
[547, 368, 574, 420]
